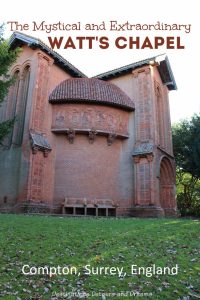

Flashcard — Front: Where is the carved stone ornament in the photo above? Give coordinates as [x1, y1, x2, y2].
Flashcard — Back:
[30, 130, 52, 157]
[32, 146, 39, 154]
[132, 141, 154, 156]
[107, 133, 117, 146]
[67, 129, 75, 144]
[147, 154, 154, 162]
[88, 129, 97, 144]
[43, 149, 49, 158]
[133, 156, 140, 163]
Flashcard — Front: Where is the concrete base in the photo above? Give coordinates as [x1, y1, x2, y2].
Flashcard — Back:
[131, 206, 180, 218]
[116, 207, 134, 217]
[0, 203, 179, 218]
[164, 208, 180, 217]
[131, 205, 165, 217]
[2, 202, 61, 214]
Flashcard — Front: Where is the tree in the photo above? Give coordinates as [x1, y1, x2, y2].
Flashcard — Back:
[172, 114, 200, 216]
[172, 114, 200, 179]
[0, 24, 19, 144]
[176, 168, 200, 217]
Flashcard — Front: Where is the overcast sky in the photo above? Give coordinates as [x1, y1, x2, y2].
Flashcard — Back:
[2, 0, 199, 124]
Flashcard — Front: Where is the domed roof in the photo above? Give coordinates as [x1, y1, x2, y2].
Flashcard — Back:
[49, 78, 134, 111]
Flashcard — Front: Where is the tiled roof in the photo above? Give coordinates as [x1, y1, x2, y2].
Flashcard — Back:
[9, 32, 86, 78]
[9, 33, 176, 90]
[94, 54, 177, 91]
[49, 78, 135, 111]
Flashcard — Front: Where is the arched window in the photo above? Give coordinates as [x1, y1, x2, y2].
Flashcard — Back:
[13, 66, 30, 146]
[155, 84, 165, 148]
[160, 157, 175, 209]
[2, 70, 20, 147]
[10, 70, 20, 118]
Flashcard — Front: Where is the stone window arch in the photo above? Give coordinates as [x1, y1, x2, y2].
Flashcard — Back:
[155, 83, 165, 148]
[1, 69, 20, 147]
[12, 65, 30, 146]
[159, 156, 176, 209]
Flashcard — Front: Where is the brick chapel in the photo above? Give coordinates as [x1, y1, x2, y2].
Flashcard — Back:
[0, 32, 177, 217]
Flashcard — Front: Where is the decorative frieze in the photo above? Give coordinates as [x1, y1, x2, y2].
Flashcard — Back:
[52, 105, 129, 136]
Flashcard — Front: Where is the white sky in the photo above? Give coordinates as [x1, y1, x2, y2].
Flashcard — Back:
[2, 0, 200, 124]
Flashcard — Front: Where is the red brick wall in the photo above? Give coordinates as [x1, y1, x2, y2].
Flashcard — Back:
[0, 43, 177, 216]
[53, 134, 132, 207]
[52, 104, 133, 208]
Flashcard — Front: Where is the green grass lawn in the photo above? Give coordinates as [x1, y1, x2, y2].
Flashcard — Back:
[0, 214, 199, 300]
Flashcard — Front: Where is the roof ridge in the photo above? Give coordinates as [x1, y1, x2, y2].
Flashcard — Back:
[9, 31, 87, 78]
[93, 54, 165, 78]
[8, 32, 176, 90]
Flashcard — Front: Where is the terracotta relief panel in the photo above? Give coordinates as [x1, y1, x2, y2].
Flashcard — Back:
[52, 104, 129, 136]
